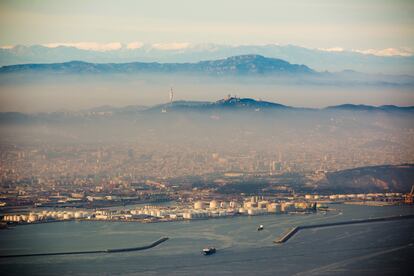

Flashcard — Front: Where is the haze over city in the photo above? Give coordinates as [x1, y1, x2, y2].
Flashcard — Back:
[0, 1, 413, 275]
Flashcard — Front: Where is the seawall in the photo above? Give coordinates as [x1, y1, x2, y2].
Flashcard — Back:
[274, 214, 414, 244]
[0, 237, 169, 258]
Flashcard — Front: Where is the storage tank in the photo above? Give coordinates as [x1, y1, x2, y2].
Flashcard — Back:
[28, 213, 38, 222]
[258, 201, 268, 209]
[209, 200, 218, 209]
[294, 202, 307, 210]
[183, 212, 192, 219]
[194, 201, 205, 210]
[220, 201, 228, 208]
[247, 208, 259, 215]
[63, 213, 71, 220]
[244, 201, 253, 209]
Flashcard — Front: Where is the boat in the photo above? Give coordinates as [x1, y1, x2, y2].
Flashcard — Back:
[202, 247, 216, 255]
[258, 224, 264, 231]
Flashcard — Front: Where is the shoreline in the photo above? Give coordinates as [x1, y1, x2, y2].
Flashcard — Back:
[2, 209, 323, 229]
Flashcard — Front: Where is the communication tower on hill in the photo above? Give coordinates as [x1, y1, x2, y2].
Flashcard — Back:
[169, 87, 174, 104]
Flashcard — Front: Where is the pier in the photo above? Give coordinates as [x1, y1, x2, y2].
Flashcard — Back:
[274, 214, 414, 243]
[0, 237, 169, 258]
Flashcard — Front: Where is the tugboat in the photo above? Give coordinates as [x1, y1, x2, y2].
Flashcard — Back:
[202, 247, 216, 255]
[257, 224, 264, 231]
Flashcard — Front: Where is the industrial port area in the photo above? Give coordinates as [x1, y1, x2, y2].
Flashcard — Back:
[1, 191, 409, 226]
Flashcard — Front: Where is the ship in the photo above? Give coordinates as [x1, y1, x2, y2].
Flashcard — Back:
[258, 224, 264, 231]
[202, 247, 216, 255]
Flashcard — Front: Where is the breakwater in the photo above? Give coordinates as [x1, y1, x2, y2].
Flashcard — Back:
[0, 237, 168, 258]
[274, 214, 414, 243]
[106, 237, 169, 252]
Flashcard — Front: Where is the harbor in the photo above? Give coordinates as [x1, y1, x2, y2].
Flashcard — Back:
[0, 204, 413, 275]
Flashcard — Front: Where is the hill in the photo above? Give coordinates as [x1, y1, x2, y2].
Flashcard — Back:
[0, 55, 313, 75]
[322, 164, 414, 193]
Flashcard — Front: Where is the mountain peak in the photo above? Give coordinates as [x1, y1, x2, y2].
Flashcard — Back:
[198, 55, 313, 74]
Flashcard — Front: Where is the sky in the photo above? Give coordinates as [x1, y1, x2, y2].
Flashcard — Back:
[0, 0, 413, 52]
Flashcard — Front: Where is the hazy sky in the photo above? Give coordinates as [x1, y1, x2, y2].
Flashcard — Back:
[0, 0, 413, 50]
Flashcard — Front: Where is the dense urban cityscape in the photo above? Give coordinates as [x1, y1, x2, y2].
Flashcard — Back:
[1, 128, 413, 226]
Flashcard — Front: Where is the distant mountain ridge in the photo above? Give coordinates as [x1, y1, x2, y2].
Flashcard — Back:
[146, 97, 414, 112]
[147, 97, 291, 113]
[1, 43, 413, 74]
[1, 97, 413, 122]
[0, 55, 313, 75]
[326, 104, 414, 112]
[2, 55, 413, 88]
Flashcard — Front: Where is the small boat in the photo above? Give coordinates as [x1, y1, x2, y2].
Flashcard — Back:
[202, 247, 216, 255]
[258, 225, 264, 231]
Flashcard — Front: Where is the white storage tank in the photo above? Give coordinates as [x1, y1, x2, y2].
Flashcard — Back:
[243, 201, 253, 209]
[194, 201, 205, 210]
[258, 201, 268, 209]
[28, 213, 38, 222]
[63, 213, 70, 220]
[209, 200, 218, 209]
[183, 212, 192, 219]
[220, 201, 228, 208]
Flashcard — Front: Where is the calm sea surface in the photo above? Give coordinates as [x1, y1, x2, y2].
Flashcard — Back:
[1, 204, 413, 275]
